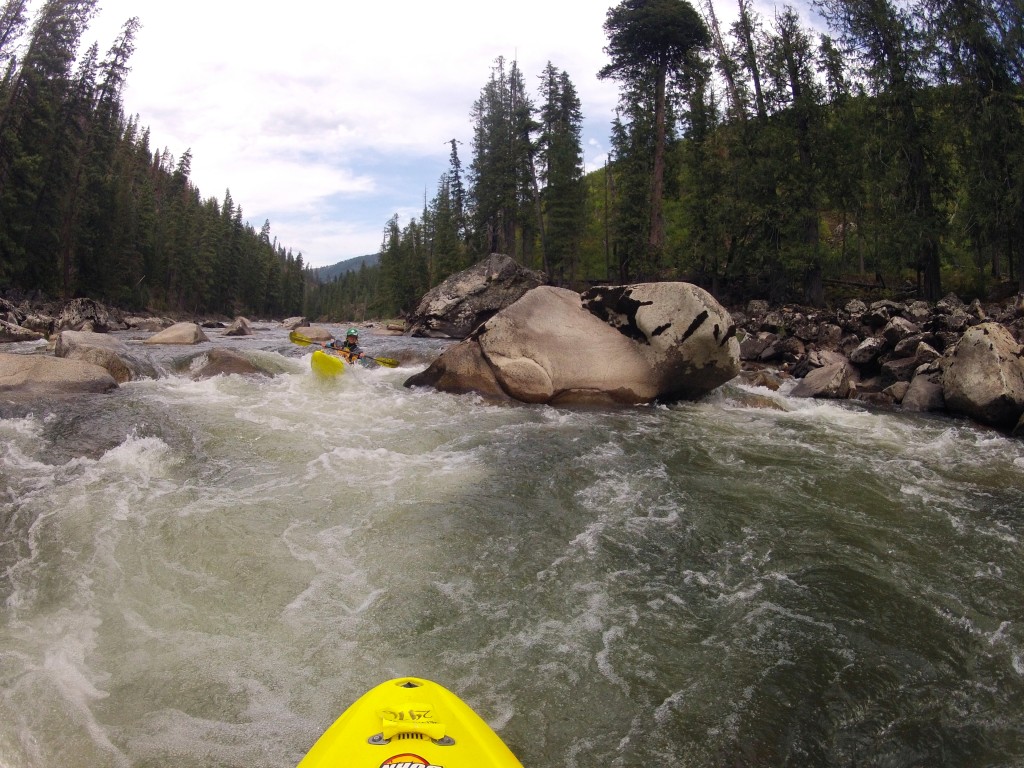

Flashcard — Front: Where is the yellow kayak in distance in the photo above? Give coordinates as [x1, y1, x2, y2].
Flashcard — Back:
[310, 349, 345, 379]
[296, 677, 524, 768]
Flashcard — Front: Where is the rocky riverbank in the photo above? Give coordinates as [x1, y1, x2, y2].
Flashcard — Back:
[3, 290, 1024, 437]
[0, 295, 247, 339]
[732, 294, 1024, 436]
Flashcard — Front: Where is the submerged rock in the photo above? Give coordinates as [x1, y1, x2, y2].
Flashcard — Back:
[0, 352, 118, 398]
[54, 330, 159, 383]
[191, 348, 272, 379]
[224, 317, 254, 337]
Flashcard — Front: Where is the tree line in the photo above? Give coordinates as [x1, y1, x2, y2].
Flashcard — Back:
[0, 0, 306, 317]
[3, 0, 1021, 322]
[316, 0, 1022, 319]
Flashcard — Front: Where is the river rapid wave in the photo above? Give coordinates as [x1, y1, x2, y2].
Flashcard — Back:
[1, 327, 1022, 767]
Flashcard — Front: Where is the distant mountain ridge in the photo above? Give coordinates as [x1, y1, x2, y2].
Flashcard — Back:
[310, 253, 379, 282]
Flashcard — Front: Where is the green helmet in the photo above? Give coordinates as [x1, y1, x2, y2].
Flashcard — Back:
[346, 327, 359, 337]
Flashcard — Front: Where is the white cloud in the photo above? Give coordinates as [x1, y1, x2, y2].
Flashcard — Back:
[74, 0, 816, 266]
[74, 0, 623, 266]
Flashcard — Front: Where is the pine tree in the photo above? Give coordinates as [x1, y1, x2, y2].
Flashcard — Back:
[0, 0, 98, 291]
[0, 0, 29, 73]
[68, 17, 140, 301]
[600, 0, 711, 272]
[537, 63, 586, 285]
[924, 0, 1023, 289]
[815, 0, 944, 299]
[447, 138, 467, 242]
[764, 7, 826, 304]
[469, 56, 537, 260]
[430, 174, 465, 281]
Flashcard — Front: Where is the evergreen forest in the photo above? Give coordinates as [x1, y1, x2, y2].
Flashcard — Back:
[2, 0, 1022, 323]
[1, 0, 306, 318]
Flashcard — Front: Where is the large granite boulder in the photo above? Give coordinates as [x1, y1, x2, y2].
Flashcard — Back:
[143, 322, 210, 345]
[405, 282, 740, 405]
[580, 282, 741, 400]
[405, 253, 546, 338]
[407, 338, 510, 400]
[902, 366, 946, 412]
[0, 352, 118, 398]
[941, 322, 1024, 430]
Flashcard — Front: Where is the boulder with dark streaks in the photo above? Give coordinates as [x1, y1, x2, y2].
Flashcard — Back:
[405, 283, 740, 405]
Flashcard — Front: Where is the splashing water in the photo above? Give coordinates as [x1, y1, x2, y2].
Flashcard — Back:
[1, 330, 1023, 767]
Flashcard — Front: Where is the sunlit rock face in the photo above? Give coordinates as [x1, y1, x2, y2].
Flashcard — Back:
[405, 282, 740, 406]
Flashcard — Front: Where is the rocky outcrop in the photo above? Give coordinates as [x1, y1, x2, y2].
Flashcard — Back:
[1, 297, 23, 325]
[0, 352, 118, 398]
[405, 283, 740, 405]
[1, 297, 49, 340]
[405, 254, 546, 338]
[735, 293, 1024, 434]
[55, 297, 117, 333]
[0, 319, 44, 343]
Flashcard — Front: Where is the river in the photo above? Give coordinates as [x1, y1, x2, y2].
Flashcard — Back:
[1, 325, 1022, 767]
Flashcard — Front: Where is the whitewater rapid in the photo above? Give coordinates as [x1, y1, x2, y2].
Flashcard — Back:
[1, 329, 1022, 767]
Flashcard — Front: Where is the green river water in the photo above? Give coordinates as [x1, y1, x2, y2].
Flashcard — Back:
[1, 328, 1022, 767]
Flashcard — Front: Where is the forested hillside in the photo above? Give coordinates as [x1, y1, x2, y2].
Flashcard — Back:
[0, 0, 306, 317]
[313, 0, 1023, 318]
[2, 0, 1021, 324]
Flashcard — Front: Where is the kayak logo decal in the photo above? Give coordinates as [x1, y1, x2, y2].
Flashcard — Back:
[379, 755, 442, 768]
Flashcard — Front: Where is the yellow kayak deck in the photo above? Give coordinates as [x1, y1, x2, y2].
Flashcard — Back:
[311, 349, 345, 378]
[297, 677, 523, 767]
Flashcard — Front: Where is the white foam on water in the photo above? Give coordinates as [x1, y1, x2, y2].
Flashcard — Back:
[596, 625, 630, 694]
[279, 520, 387, 626]
[3, 609, 130, 767]
[4, 338, 1024, 767]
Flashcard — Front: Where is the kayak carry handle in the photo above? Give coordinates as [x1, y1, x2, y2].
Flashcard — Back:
[382, 716, 446, 741]
[369, 696, 455, 745]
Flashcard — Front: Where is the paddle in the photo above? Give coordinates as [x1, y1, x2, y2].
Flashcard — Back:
[288, 330, 400, 368]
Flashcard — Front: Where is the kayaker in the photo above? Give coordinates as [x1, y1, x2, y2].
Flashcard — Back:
[327, 327, 366, 365]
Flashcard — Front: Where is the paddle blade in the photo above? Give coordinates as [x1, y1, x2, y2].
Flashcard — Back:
[289, 330, 314, 346]
[373, 357, 399, 368]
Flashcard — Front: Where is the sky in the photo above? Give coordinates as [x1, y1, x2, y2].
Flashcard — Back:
[73, 0, 784, 269]
[67, 0, 621, 267]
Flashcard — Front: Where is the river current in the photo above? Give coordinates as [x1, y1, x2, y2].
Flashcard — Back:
[1, 325, 1022, 767]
